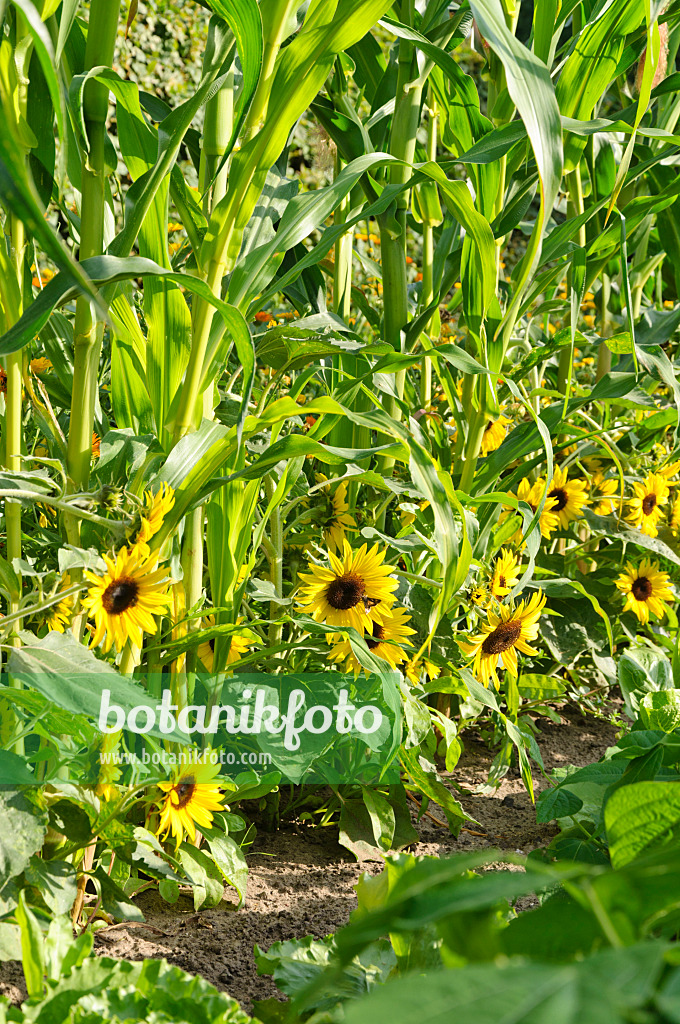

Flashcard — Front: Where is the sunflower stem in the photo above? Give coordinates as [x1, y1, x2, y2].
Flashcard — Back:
[558, 166, 586, 395]
[419, 93, 439, 409]
[264, 477, 284, 662]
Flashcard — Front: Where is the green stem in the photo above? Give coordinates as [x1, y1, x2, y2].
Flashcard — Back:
[557, 166, 587, 394]
[419, 96, 439, 408]
[596, 274, 612, 382]
[265, 478, 283, 661]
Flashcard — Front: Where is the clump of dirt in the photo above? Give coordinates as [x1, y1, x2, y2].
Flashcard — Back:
[0, 709, 619, 1013]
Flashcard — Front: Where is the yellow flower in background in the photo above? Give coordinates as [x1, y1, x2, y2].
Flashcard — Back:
[197, 615, 253, 674]
[82, 547, 171, 653]
[399, 500, 429, 529]
[501, 477, 559, 543]
[298, 540, 398, 633]
[315, 475, 356, 552]
[591, 473, 619, 516]
[404, 656, 441, 686]
[45, 573, 74, 633]
[670, 493, 680, 535]
[480, 412, 512, 457]
[469, 584, 489, 607]
[546, 466, 589, 529]
[458, 591, 546, 687]
[91, 433, 101, 461]
[328, 606, 416, 674]
[30, 357, 52, 375]
[490, 549, 521, 600]
[135, 482, 175, 551]
[659, 460, 680, 483]
[157, 757, 225, 847]
[626, 473, 669, 537]
[616, 559, 673, 624]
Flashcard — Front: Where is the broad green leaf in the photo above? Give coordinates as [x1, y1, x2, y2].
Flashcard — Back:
[606, 781, 680, 868]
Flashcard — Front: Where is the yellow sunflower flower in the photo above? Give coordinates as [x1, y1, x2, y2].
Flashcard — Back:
[670, 493, 680, 536]
[157, 756, 225, 847]
[82, 546, 172, 653]
[135, 482, 175, 549]
[658, 460, 680, 483]
[30, 356, 52, 375]
[546, 466, 589, 529]
[458, 590, 546, 687]
[468, 584, 489, 607]
[404, 655, 440, 686]
[591, 473, 619, 516]
[626, 473, 669, 537]
[480, 412, 512, 457]
[501, 477, 559, 544]
[616, 559, 673, 624]
[297, 540, 398, 632]
[315, 475, 356, 552]
[197, 615, 253, 673]
[45, 573, 74, 633]
[490, 549, 521, 600]
[328, 606, 416, 674]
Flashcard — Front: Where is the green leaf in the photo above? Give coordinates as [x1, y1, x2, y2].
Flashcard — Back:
[0, 789, 47, 888]
[25, 856, 78, 915]
[0, 749, 36, 785]
[202, 829, 248, 907]
[639, 691, 680, 733]
[178, 843, 225, 910]
[15, 890, 44, 999]
[606, 781, 680, 868]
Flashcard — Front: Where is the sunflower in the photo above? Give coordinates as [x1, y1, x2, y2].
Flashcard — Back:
[490, 549, 520, 600]
[616, 559, 673, 624]
[82, 546, 172, 653]
[658, 459, 680, 483]
[157, 756, 225, 847]
[316, 475, 356, 552]
[626, 474, 670, 537]
[91, 433, 101, 461]
[468, 584, 489, 607]
[670, 493, 680, 536]
[197, 615, 253, 673]
[134, 482, 175, 549]
[30, 356, 52, 375]
[546, 466, 589, 529]
[404, 655, 440, 686]
[297, 540, 398, 632]
[458, 591, 546, 686]
[591, 472, 619, 516]
[501, 477, 559, 544]
[328, 606, 416, 674]
[45, 573, 74, 633]
[480, 412, 512, 457]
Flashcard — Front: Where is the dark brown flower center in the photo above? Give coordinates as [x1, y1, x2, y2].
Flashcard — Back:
[498, 574, 506, 589]
[482, 620, 522, 656]
[632, 576, 652, 601]
[175, 778, 195, 808]
[326, 572, 365, 610]
[642, 494, 657, 516]
[102, 577, 139, 615]
[366, 622, 386, 650]
[548, 488, 568, 512]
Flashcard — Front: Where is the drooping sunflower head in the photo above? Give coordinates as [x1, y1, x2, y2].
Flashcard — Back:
[297, 540, 398, 632]
[197, 615, 253, 674]
[490, 549, 521, 600]
[458, 590, 546, 687]
[45, 573, 74, 633]
[591, 472, 619, 516]
[626, 473, 670, 537]
[616, 558, 673, 624]
[134, 482, 175, 549]
[314, 475, 356, 553]
[404, 655, 440, 686]
[546, 466, 589, 529]
[480, 412, 512, 457]
[30, 356, 52, 375]
[501, 478, 559, 544]
[81, 546, 172, 653]
[328, 606, 415, 675]
[156, 757, 225, 847]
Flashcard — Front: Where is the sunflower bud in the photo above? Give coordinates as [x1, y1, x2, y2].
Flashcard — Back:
[97, 484, 124, 511]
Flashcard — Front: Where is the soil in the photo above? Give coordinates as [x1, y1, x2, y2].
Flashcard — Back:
[0, 706, 619, 1014]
